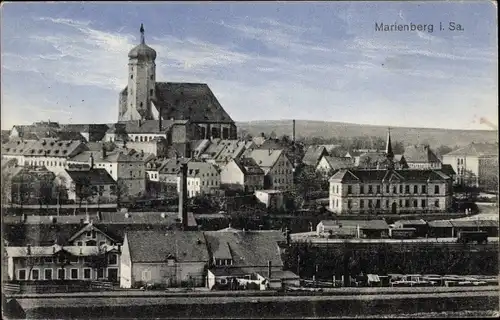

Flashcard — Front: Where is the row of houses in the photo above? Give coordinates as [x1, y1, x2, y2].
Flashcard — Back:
[3, 213, 298, 290]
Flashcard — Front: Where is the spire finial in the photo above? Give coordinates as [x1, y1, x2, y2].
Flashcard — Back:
[140, 23, 145, 44]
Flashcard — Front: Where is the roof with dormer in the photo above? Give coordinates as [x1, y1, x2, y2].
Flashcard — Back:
[329, 168, 451, 183]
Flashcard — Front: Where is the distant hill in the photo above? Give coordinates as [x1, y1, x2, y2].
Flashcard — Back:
[236, 120, 498, 148]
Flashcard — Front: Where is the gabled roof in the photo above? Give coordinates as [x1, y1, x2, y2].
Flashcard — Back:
[232, 157, 265, 175]
[248, 149, 284, 173]
[302, 145, 328, 166]
[21, 139, 84, 158]
[404, 145, 441, 163]
[444, 143, 499, 157]
[394, 219, 427, 226]
[6, 244, 119, 258]
[68, 223, 119, 243]
[320, 156, 354, 170]
[158, 158, 191, 174]
[125, 231, 209, 263]
[152, 82, 234, 124]
[1, 139, 37, 156]
[110, 119, 188, 134]
[69, 150, 142, 163]
[65, 168, 116, 185]
[204, 230, 284, 267]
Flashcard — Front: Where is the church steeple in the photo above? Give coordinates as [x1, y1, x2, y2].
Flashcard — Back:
[140, 23, 145, 44]
[385, 128, 395, 170]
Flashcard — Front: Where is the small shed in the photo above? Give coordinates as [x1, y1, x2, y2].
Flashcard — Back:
[427, 220, 454, 238]
[393, 219, 428, 237]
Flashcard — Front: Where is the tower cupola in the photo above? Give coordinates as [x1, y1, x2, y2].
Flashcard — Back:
[128, 24, 157, 61]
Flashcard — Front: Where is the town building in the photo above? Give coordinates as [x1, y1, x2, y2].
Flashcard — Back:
[403, 145, 442, 169]
[442, 142, 498, 191]
[175, 161, 221, 198]
[57, 168, 117, 204]
[254, 190, 285, 210]
[220, 157, 265, 192]
[9, 167, 55, 205]
[302, 145, 329, 167]
[120, 231, 209, 289]
[67, 148, 146, 198]
[118, 25, 237, 139]
[247, 149, 294, 191]
[204, 229, 299, 290]
[316, 156, 355, 175]
[328, 169, 453, 214]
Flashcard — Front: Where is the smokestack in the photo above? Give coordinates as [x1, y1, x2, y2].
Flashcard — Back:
[292, 119, 296, 144]
[178, 162, 189, 230]
[159, 109, 163, 132]
[268, 260, 272, 279]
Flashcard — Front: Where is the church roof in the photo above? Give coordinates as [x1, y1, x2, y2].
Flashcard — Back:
[153, 82, 234, 124]
[128, 43, 157, 60]
[403, 145, 441, 163]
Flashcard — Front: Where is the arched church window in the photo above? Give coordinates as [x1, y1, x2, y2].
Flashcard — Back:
[140, 102, 143, 107]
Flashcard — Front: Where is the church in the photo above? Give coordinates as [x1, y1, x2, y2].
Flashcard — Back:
[117, 24, 237, 141]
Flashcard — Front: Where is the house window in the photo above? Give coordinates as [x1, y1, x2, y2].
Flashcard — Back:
[77, 241, 83, 246]
[405, 185, 410, 194]
[44, 257, 53, 264]
[422, 185, 427, 194]
[376, 185, 381, 194]
[86, 240, 97, 246]
[44, 268, 53, 280]
[130, 74, 133, 79]
[57, 268, 66, 280]
[413, 200, 418, 207]
[360, 200, 364, 208]
[32, 269, 40, 280]
[385, 200, 389, 208]
[92, 231, 97, 239]
[435, 200, 440, 208]
[376, 199, 381, 208]
[399, 185, 403, 193]
[70, 256, 79, 263]
[70, 268, 79, 279]
[142, 270, 151, 282]
[393, 186, 397, 194]
[386, 185, 389, 193]
[108, 254, 118, 265]
[86, 231, 91, 237]
[347, 200, 352, 209]
[347, 185, 352, 194]
[405, 200, 410, 207]
[368, 185, 373, 194]
[434, 185, 440, 194]
[413, 185, 418, 193]
[83, 268, 92, 280]
[18, 269, 27, 280]
[399, 200, 403, 207]
[421, 200, 426, 208]
[97, 268, 105, 279]
[368, 200, 373, 208]
[336, 185, 339, 194]
[99, 241, 106, 247]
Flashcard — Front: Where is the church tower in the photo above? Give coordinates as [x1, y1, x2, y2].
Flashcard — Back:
[385, 128, 395, 169]
[121, 24, 157, 121]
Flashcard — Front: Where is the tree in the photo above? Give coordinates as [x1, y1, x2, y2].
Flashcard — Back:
[294, 165, 323, 201]
[111, 178, 129, 207]
[1, 168, 14, 206]
[71, 176, 94, 208]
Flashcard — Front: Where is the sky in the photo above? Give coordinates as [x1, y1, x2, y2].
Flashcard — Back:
[1, 1, 498, 131]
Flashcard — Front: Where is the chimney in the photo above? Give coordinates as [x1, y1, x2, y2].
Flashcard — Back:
[292, 119, 296, 144]
[268, 260, 272, 279]
[178, 162, 189, 230]
[89, 153, 94, 169]
[27, 244, 31, 255]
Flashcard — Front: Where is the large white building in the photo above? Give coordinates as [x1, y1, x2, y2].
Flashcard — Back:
[329, 168, 453, 214]
[442, 142, 498, 191]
